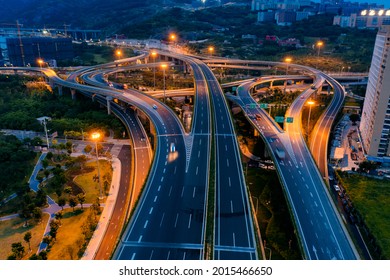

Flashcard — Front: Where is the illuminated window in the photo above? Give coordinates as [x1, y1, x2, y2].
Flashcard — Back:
[361, 10, 367, 16]
[386, 10, 390, 16]
[378, 10, 384, 16]
[369, 10, 376, 16]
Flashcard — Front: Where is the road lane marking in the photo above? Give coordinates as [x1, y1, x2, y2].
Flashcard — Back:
[174, 213, 179, 228]
[193, 187, 196, 198]
[310, 192, 313, 198]
[131, 253, 136, 260]
[225, 145, 228, 151]
[319, 211, 323, 217]
[167, 251, 171, 260]
[144, 220, 148, 229]
[149, 250, 154, 260]
[228, 177, 231, 187]
[302, 177, 305, 182]
[174, 166, 177, 174]
[188, 214, 192, 229]
[161, 177, 164, 182]
[160, 213, 165, 227]
[233, 233, 236, 247]
[169, 186, 173, 196]
[163, 168, 166, 173]
[149, 207, 153, 214]
[138, 235, 142, 243]
[230, 200, 234, 213]
[158, 185, 161, 192]
[196, 166, 199, 175]
[181, 186, 185, 197]
[227, 158, 229, 167]
[154, 196, 158, 202]
[298, 170, 301, 174]
[198, 151, 200, 158]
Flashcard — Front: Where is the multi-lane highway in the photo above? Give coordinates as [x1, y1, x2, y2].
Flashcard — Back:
[231, 74, 358, 259]
[197, 63, 258, 260]
[0, 53, 357, 260]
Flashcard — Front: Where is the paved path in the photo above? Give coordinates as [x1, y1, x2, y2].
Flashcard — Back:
[1, 149, 122, 258]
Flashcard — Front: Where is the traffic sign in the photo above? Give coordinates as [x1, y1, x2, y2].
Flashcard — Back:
[286, 117, 294, 123]
[275, 116, 284, 123]
[249, 103, 257, 109]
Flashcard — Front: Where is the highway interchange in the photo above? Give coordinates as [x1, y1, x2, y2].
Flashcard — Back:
[0, 51, 359, 260]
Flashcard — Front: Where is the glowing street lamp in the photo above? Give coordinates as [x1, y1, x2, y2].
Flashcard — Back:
[91, 132, 103, 199]
[284, 57, 292, 75]
[307, 100, 315, 134]
[151, 51, 158, 91]
[37, 59, 44, 69]
[316, 41, 324, 57]
[161, 64, 168, 103]
[208, 46, 214, 57]
[169, 33, 176, 44]
[116, 50, 122, 59]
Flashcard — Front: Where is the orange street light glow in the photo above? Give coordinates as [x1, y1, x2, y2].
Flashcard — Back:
[91, 132, 101, 140]
[285, 57, 292, 63]
[307, 100, 315, 105]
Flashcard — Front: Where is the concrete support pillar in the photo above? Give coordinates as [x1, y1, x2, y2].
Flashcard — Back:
[270, 81, 274, 88]
[106, 96, 113, 115]
[57, 85, 63, 96]
[71, 89, 76, 100]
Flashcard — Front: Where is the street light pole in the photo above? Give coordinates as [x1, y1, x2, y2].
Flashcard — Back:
[317, 41, 323, 57]
[92, 132, 103, 199]
[307, 100, 315, 136]
[161, 64, 167, 103]
[42, 118, 50, 149]
[151, 51, 157, 91]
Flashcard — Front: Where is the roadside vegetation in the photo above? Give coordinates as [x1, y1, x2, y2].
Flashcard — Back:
[0, 215, 50, 260]
[336, 171, 390, 259]
[0, 75, 126, 139]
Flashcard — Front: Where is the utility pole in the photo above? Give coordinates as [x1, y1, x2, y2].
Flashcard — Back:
[42, 118, 50, 149]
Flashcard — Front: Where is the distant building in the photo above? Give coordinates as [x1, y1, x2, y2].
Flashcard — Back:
[251, 0, 309, 11]
[334, 9, 390, 29]
[258, 10, 276, 22]
[276, 10, 296, 25]
[360, 26, 390, 162]
[4, 37, 73, 67]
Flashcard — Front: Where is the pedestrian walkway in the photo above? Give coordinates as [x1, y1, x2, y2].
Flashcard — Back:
[0, 150, 122, 259]
[81, 157, 121, 259]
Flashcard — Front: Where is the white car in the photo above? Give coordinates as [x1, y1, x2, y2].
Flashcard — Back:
[333, 185, 341, 192]
[170, 143, 175, 153]
[152, 104, 157, 110]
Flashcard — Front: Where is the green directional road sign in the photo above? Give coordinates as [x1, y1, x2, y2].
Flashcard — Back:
[249, 103, 257, 109]
[259, 103, 268, 109]
[275, 116, 284, 123]
[286, 117, 294, 123]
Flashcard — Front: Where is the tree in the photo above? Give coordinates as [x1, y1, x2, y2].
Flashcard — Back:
[54, 211, 63, 226]
[11, 242, 25, 259]
[84, 145, 92, 154]
[58, 196, 66, 210]
[46, 151, 53, 160]
[64, 186, 72, 196]
[49, 219, 60, 240]
[41, 158, 49, 169]
[24, 232, 32, 251]
[69, 195, 78, 212]
[32, 207, 43, 224]
[77, 193, 86, 209]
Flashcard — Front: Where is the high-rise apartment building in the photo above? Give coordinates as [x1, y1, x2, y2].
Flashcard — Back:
[360, 26, 390, 161]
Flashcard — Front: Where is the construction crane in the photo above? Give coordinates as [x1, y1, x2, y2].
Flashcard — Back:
[16, 20, 25, 66]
